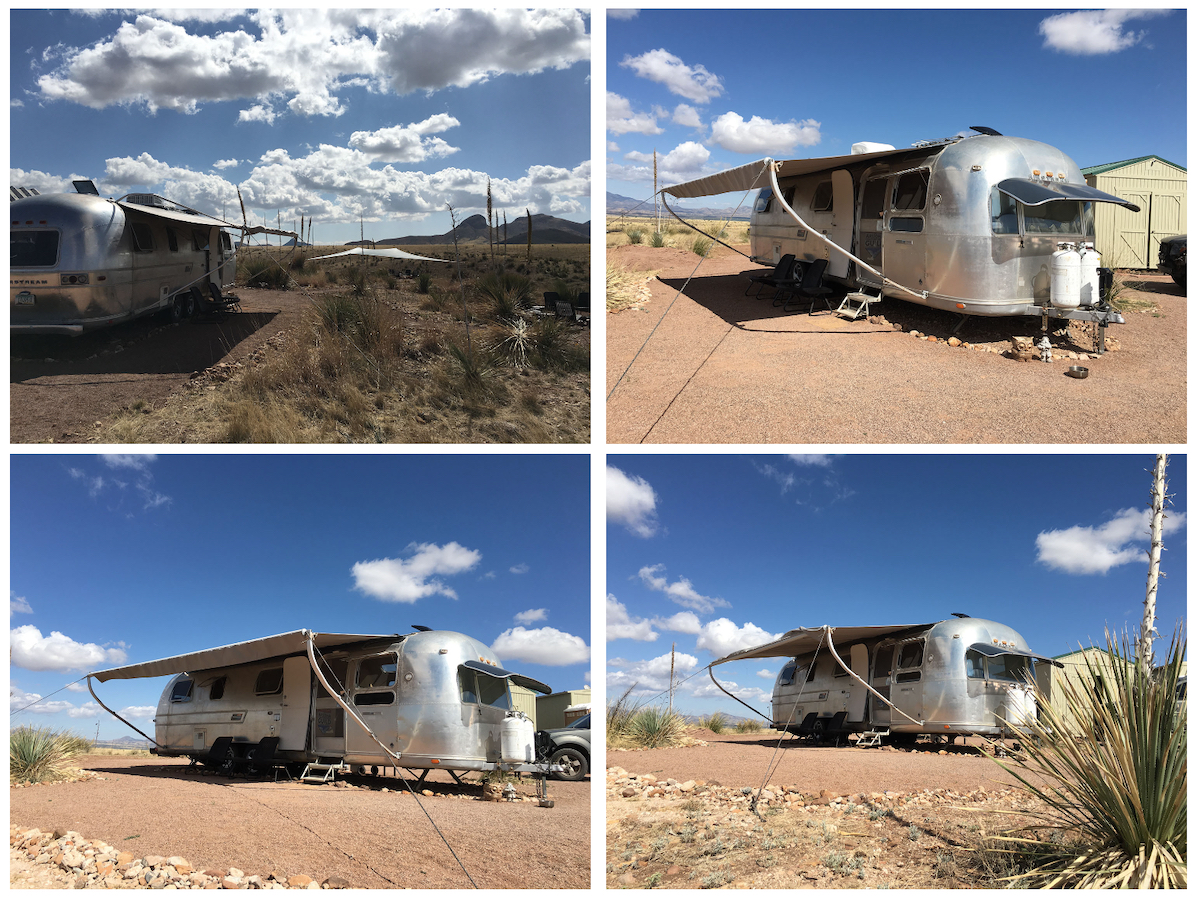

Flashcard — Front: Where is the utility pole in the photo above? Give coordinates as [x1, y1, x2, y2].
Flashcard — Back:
[669, 642, 675, 713]
[1138, 454, 1167, 678]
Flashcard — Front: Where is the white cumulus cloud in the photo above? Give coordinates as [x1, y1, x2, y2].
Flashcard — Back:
[695, 618, 781, 658]
[11, 592, 33, 615]
[607, 595, 658, 642]
[607, 465, 660, 537]
[638, 565, 729, 614]
[652, 611, 702, 635]
[606, 91, 661, 136]
[620, 49, 723, 103]
[608, 651, 699, 693]
[351, 541, 481, 603]
[492, 626, 590, 666]
[1036, 507, 1186, 575]
[514, 608, 547, 625]
[10, 625, 128, 672]
[1039, 9, 1170, 55]
[709, 111, 821, 155]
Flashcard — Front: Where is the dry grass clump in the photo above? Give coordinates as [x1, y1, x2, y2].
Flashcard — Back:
[10, 727, 91, 784]
[607, 263, 654, 312]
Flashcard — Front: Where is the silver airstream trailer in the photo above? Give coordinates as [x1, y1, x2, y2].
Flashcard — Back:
[87, 627, 559, 796]
[710, 616, 1063, 746]
[663, 128, 1139, 337]
[10, 182, 278, 335]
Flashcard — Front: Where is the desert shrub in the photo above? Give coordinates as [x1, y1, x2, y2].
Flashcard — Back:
[476, 271, 533, 319]
[990, 628, 1187, 888]
[691, 236, 712, 256]
[494, 317, 533, 368]
[445, 341, 497, 390]
[417, 272, 432, 294]
[698, 711, 728, 734]
[607, 685, 639, 737]
[626, 228, 644, 245]
[289, 252, 308, 272]
[239, 256, 291, 290]
[735, 719, 763, 733]
[529, 316, 587, 372]
[649, 230, 665, 248]
[10, 727, 90, 784]
[625, 706, 688, 749]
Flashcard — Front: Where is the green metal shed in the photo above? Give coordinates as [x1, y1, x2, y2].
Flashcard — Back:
[1081, 155, 1187, 268]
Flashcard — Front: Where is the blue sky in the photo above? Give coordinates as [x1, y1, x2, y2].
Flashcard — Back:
[10, 454, 590, 740]
[607, 454, 1187, 718]
[10, 9, 590, 244]
[606, 8, 1186, 208]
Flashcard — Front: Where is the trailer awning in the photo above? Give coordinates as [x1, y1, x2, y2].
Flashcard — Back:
[995, 178, 1141, 212]
[967, 643, 1064, 668]
[461, 659, 552, 695]
[663, 146, 928, 200]
[711, 623, 937, 667]
[116, 201, 233, 229]
[89, 630, 398, 682]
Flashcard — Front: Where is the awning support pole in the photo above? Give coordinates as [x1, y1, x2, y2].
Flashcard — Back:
[86, 675, 160, 748]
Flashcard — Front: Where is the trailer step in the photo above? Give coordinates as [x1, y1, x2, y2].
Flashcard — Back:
[300, 758, 346, 784]
[836, 291, 880, 320]
[856, 728, 890, 748]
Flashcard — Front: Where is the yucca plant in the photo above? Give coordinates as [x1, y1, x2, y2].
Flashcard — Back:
[691, 236, 712, 256]
[494, 317, 533, 368]
[698, 711, 728, 734]
[10, 726, 90, 784]
[475, 271, 533, 320]
[626, 706, 688, 748]
[607, 684, 639, 738]
[626, 228, 644, 245]
[990, 627, 1186, 888]
[735, 719, 763, 734]
[649, 230, 665, 248]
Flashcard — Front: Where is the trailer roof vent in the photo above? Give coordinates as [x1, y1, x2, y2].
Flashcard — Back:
[9, 186, 41, 201]
[73, 179, 100, 195]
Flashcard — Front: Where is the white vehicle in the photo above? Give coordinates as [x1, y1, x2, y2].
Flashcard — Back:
[88, 627, 558, 798]
[710, 615, 1062, 745]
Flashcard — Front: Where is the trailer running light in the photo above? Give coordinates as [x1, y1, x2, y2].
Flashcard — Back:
[956, 302, 965, 309]
[431, 759, 440, 765]
[61, 274, 89, 285]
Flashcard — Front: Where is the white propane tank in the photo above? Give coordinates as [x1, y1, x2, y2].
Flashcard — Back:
[501, 712, 535, 764]
[1079, 243, 1101, 307]
[1050, 243, 1081, 309]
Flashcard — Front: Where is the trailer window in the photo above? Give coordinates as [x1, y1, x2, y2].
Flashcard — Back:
[477, 674, 511, 710]
[897, 642, 924, 669]
[991, 189, 1020, 234]
[1023, 199, 1085, 235]
[966, 650, 986, 679]
[315, 657, 349, 698]
[889, 217, 923, 233]
[11, 230, 60, 267]
[209, 676, 227, 701]
[987, 655, 1032, 683]
[779, 663, 797, 686]
[170, 679, 194, 703]
[755, 189, 772, 214]
[220, 231, 232, 252]
[357, 655, 397, 689]
[166, 227, 179, 252]
[811, 181, 833, 212]
[131, 222, 155, 252]
[355, 691, 395, 706]
[255, 667, 284, 695]
[192, 230, 209, 251]
[459, 670, 479, 703]
[892, 171, 928, 210]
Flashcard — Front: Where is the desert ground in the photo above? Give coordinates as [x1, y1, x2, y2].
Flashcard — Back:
[607, 243, 1185, 444]
[11, 755, 588, 889]
[607, 729, 1053, 889]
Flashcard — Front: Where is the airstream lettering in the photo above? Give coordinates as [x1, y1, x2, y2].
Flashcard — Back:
[710, 616, 1062, 745]
[663, 129, 1140, 338]
[87, 628, 559, 796]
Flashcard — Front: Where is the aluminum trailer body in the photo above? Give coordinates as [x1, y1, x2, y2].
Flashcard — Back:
[713, 616, 1062, 743]
[89, 628, 554, 777]
[11, 189, 237, 335]
[663, 131, 1139, 322]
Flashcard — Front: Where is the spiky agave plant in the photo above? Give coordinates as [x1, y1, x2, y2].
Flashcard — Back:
[10, 726, 89, 784]
[626, 706, 689, 749]
[990, 627, 1186, 888]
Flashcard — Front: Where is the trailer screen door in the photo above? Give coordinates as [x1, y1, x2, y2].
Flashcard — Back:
[280, 656, 310, 751]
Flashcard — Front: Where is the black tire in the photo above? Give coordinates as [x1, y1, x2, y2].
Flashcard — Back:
[1172, 267, 1185, 289]
[169, 292, 194, 323]
[810, 719, 826, 743]
[550, 746, 588, 781]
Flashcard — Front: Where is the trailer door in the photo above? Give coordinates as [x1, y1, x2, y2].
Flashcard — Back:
[857, 176, 889, 287]
[827, 170, 854, 278]
[313, 657, 348, 756]
[847, 643, 869, 723]
[869, 641, 896, 726]
[346, 653, 399, 760]
[890, 639, 925, 727]
[279, 656, 311, 751]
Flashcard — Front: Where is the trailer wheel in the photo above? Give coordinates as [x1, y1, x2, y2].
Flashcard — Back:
[169, 292, 195, 323]
[810, 719, 826, 743]
[550, 747, 588, 781]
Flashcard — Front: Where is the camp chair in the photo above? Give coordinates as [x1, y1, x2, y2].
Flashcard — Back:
[783, 258, 834, 313]
[745, 254, 796, 298]
[208, 281, 241, 311]
[538, 291, 560, 317]
[242, 736, 281, 778]
[574, 292, 590, 326]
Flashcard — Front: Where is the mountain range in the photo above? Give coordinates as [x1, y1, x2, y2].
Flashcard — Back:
[607, 191, 751, 222]
[350, 213, 589, 247]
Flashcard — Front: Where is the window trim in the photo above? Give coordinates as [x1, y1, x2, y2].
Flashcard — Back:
[254, 667, 284, 696]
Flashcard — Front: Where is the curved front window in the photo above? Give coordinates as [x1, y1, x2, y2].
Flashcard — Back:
[11, 230, 60, 267]
[966, 649, 1032, 682]
[991, 188, 1095, 237]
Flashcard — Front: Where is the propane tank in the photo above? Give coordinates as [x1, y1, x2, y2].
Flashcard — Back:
[1079, 243, 1101, 307]
[1050, 243, 1081, 309]
[501, 711, 535, 764]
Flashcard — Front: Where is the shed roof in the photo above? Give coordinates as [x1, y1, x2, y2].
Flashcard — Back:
[1081, 155, 1186, 176]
